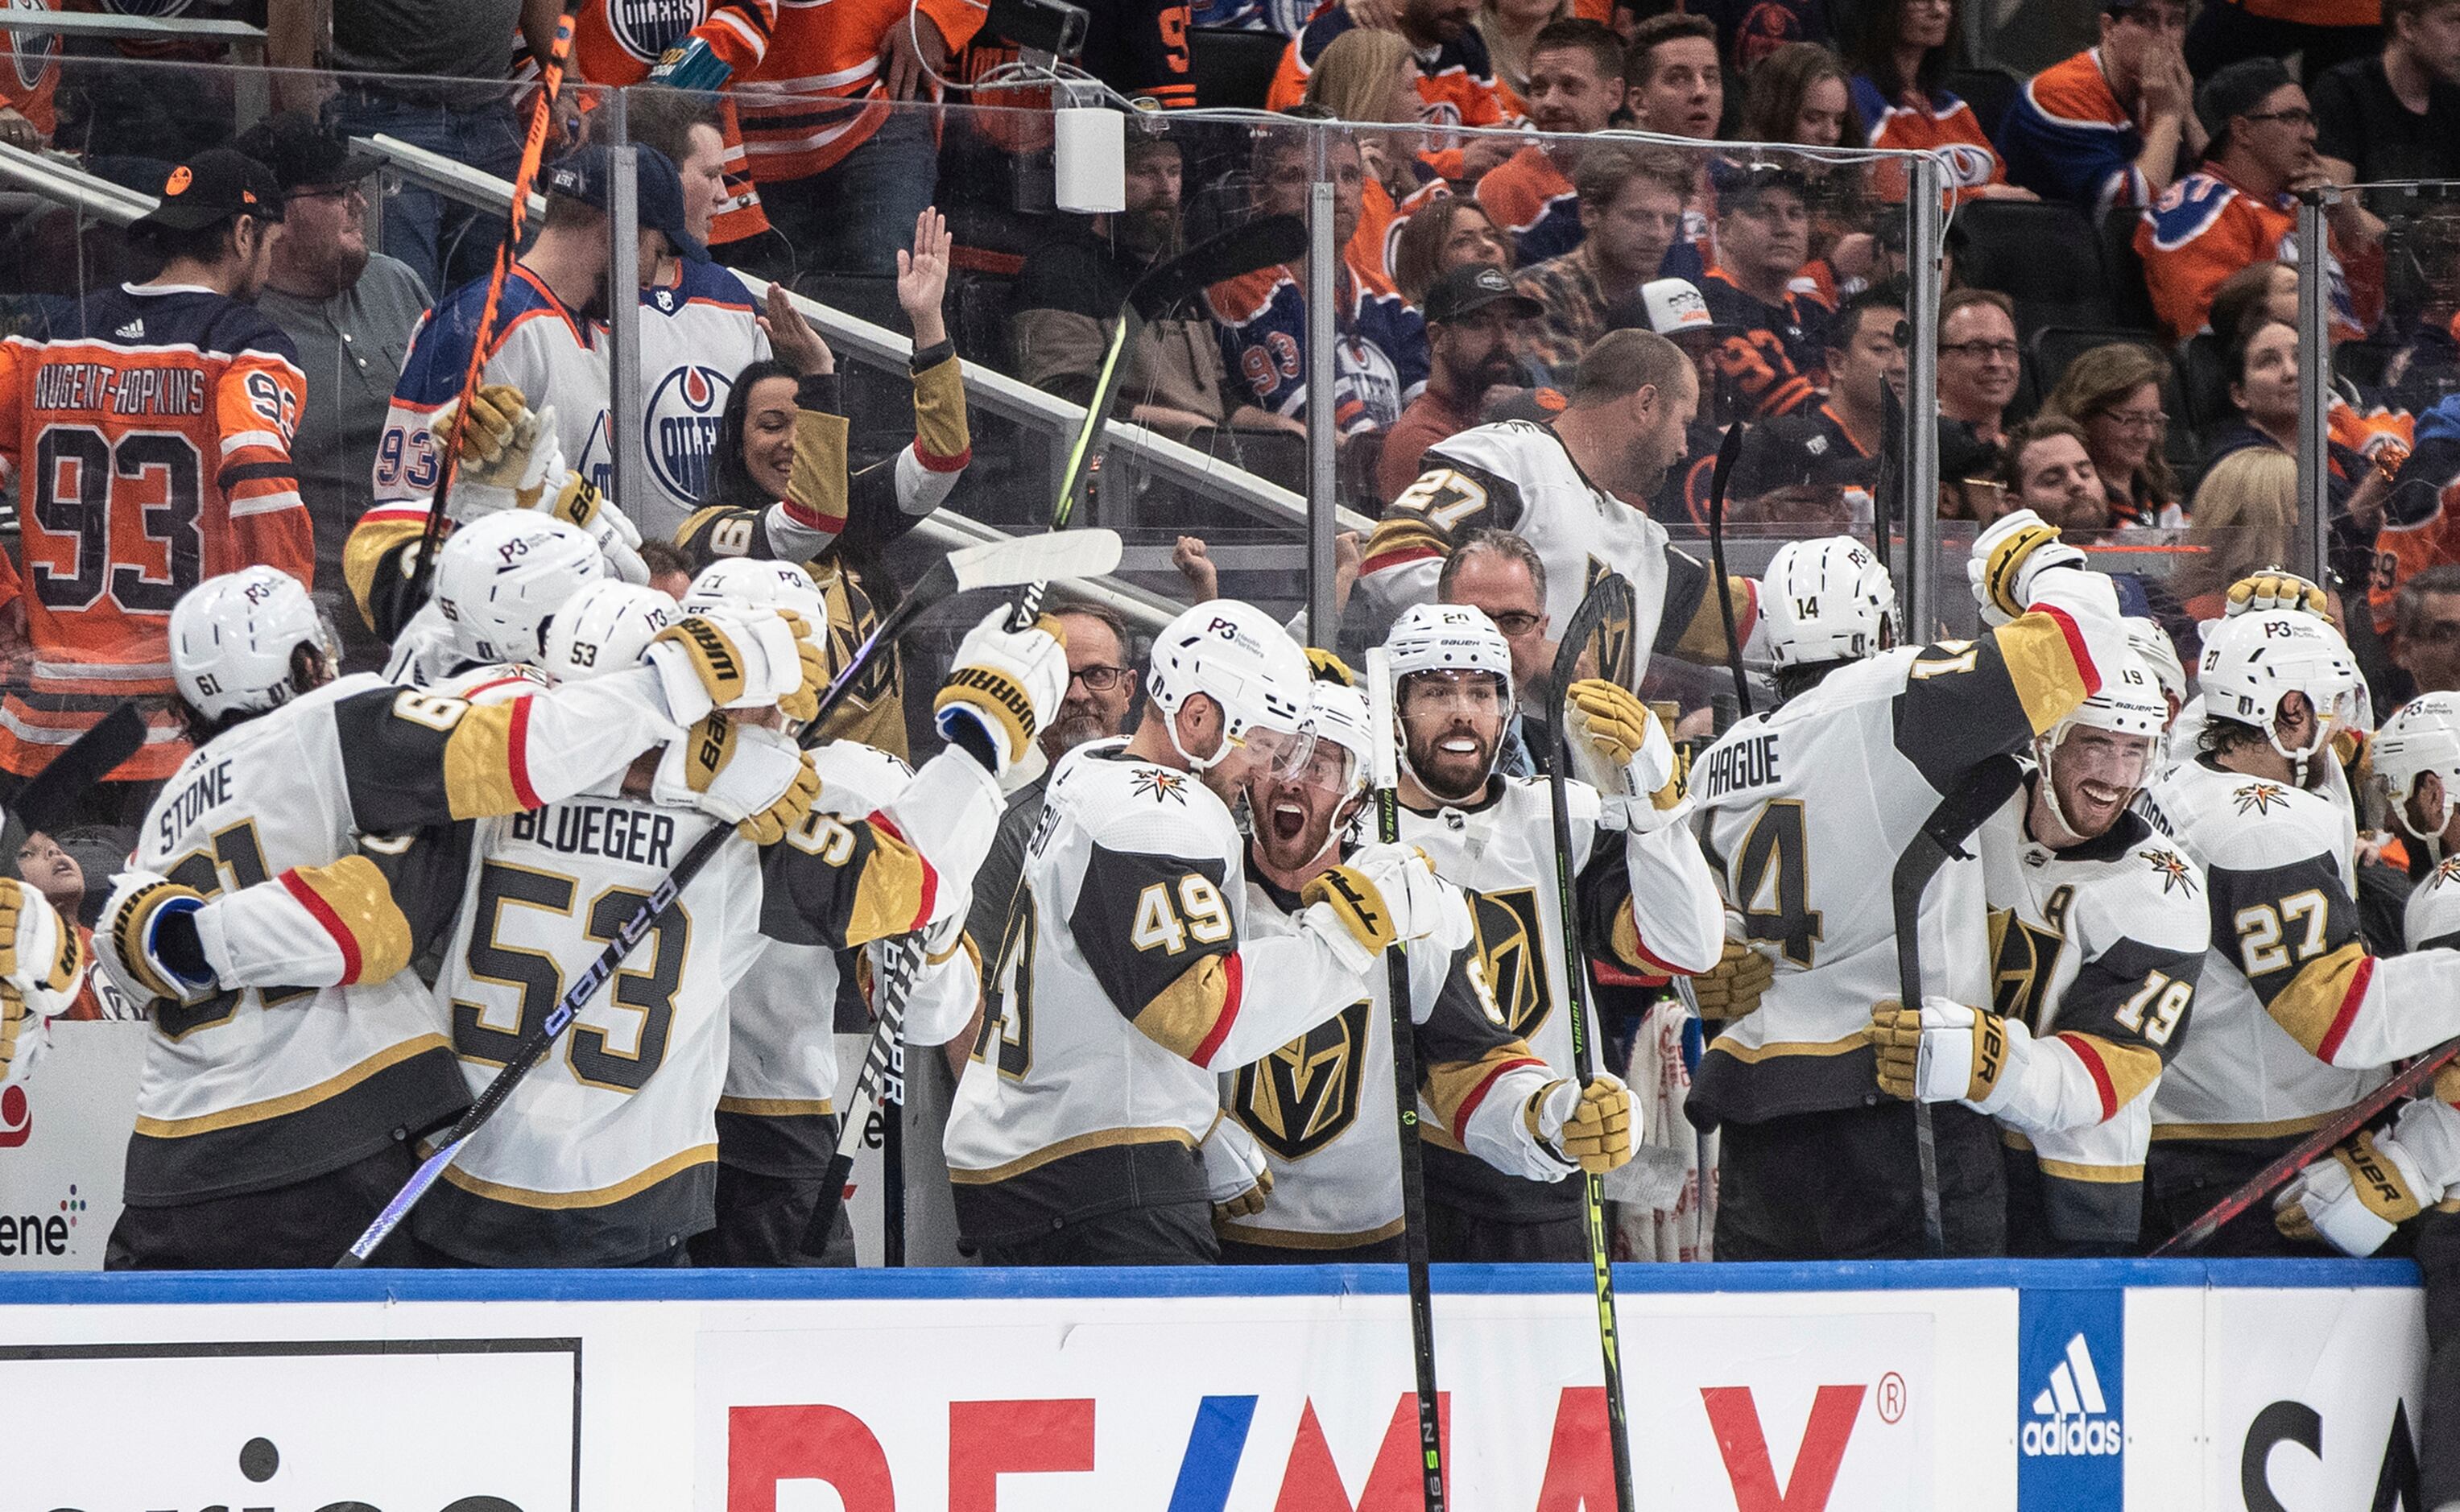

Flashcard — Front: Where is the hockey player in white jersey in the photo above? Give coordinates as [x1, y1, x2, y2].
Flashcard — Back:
[1217, 677, 1632, 1263]
[1878, 652, 2210, 1255]
[91, 562, 825, 1266]
[946, 600, 1464, 1266]
[1688, 518, 2127, 1260]
[1351, 330, 1758, 671]
[660, 560, 978, 1266]
[2136, 609, 2460, 1253]
[1378, 602, 1723, 1260]
[0, 879, 87, 1094]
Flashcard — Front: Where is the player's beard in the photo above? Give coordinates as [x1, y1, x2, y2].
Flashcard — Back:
[1252, 779, 1337, 873]
[1406, 715, 1498, 803]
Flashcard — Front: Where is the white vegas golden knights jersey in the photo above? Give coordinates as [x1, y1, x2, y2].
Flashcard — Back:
[1394, 774, 1722, 1221]
[1976, 783, 2210, 1246]
[1354, 420, 1751, 667]
[1218, 862, 1569, 1250]
[718, 742, 979, 1178]
[2409, 855, 2460, 954]
[123, 666, 684, 1209]
[943, 740, 1371, 1241]
[1686, 569, 2127, 1130]
[2136, 757, 2386, 1144]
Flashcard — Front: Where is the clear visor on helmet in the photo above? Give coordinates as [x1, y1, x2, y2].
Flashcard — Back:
[2048, 722, 2156, 794]
[2276, 681, 2362, 763]
[1285, 736, 1362, 798]
[1398, 668, 1511, 722]
[1237, 720, 1319, 783]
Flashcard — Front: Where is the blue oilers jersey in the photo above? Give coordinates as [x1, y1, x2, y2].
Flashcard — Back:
[1205, 262, 1428, 434]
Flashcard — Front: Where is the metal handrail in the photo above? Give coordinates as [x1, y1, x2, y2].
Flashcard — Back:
[349, 132, 1371, 536]
[0, 10, 267, 48]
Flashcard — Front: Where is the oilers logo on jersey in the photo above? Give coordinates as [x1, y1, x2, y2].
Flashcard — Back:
[606, 0, 701, 61]
[646, 363, 730, 505]
[7, 0, 56, 91]
[1231, 999, 1371, 1161]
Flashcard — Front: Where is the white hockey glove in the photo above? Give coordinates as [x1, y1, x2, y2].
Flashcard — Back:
[97, 871, 217, 1008]
[653, 714, 823, 845]
[2225, 570, 2331, 621]
[1531, 1074, 1635, 1173]
[1967, 508, 2087, 626]
[0, 878, 81, 1086]
[642, 605, 825, 725]
[1564, 679, 1688, 833]
[1201, 1114, 1274, 1219]
[1298, 842, 1471, 972]
[1871, 997, 2024, 1108]
[2276, 1094, 2460, 1254]
[932, 607, 1068, 789]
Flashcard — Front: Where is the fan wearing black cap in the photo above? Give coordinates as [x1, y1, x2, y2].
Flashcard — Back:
[1700, 163, 1832, 420]
[0, 147, 312, 815]
[2134, 56, 2383, 346]
[1377, 266, 1539, 502]
[237, 114, 433, 674]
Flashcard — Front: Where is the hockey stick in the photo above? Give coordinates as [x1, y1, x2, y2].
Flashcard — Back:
[792, 218, 1307, 1261]
[399, 0, 583, 614]
[336, 529, 1121, 1266]
[2153, 1033, 2460, 1255]
[1705, 419, 1753, 720]
[1890, 754, 2025, 1257]
[1366, 646, 1447, 1512]
[11, 704, 146, 835]
[1545, 571, 1640, 1512]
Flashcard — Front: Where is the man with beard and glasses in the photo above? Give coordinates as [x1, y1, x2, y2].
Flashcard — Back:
[957, 603, 1141, 1074]
[1355, 329, 1764, 680]
[1215, 676, 1631, 1263]
[1378, 604, 1722, 1258]
[242, 114, 432, 673]
[1011, 130, 1237, 444]
[1378, 266, 1540, 502]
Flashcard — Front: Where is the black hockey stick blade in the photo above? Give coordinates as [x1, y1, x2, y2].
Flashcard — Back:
[2155, 1032, 2460, 1255]
[12, 704, 145, 835]
[1705, 420, 1751, 719]
[1552, 568, 1640, 704]
[1889, 754, 2024, 1257]
[1129, 214, 1305, 319]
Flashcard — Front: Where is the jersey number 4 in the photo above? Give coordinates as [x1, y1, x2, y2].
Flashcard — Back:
[453, 861, 689, 1093]
[1733, 799, 1822, 967]
[30, 425, 205, 613]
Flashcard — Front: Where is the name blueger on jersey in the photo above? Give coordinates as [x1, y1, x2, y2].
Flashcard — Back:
[510, 800, 680, 868]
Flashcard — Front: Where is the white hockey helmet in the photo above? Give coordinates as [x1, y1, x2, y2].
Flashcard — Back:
[1146, 598, 1316, 774]
[2370, 692, 2460, 841]
[168, 566, 329, 721]
[1757, 536, 1895, 669]
[432, 512, 605, 667]
[543, 580, 678, 684]
[1296, 679, 1371, 800]
[2195, 608, 2363, 775]
[1384, 601, 1515, 708]
[682, 556, 827, 626]
[2036, 649, 2168, 835]
[2121, 615, 2188, 725]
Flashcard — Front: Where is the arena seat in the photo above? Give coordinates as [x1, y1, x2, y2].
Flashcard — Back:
[1946, 66, 2022, 141]
[1191, 28, 1288, 111]
[1954, 200, 2116, 336]
[2097, 204, 2162, 335]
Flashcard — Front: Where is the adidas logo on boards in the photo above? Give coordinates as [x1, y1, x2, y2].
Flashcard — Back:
[2023, 1332, 2121, 1456]
[114, 319, 143, 340]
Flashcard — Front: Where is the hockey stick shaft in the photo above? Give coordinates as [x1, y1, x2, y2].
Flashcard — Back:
[1888, 755, 2025, 1261]
[339, 558, 979, 1266]
[1706, 420, 1752, 719]
[1546, 575, 1639, 1512]
[402, 1, 581, 611]
[2153, 1031, 2460, 1255]
[1366, 647, 1447, 1512]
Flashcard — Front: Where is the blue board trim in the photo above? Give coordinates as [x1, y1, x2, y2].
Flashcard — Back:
[0, 1257, 2417, 1307]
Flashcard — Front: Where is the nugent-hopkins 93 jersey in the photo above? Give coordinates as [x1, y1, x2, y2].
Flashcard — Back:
[1687, 568, 2126, 1130]
[944, 740, 1379, 1239]
[1218, 858, 1572, 1250]
[1978, 784, 2209, 1245]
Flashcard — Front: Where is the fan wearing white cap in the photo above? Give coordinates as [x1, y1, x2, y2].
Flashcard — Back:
[1211, 671, 1631, 1261]
[1371, 602, 1720, 1261]
[90, 562, 806, 1266]
[1687, 514, 2129, 1259]
[1874, 651, 2210, 1254]
[2134, 609, 2460, 1252]
[943, 599, 1460, 1265]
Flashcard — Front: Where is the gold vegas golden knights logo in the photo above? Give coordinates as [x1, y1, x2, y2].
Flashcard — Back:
[1234, 999, 1371, 1159]
[1988, 886, 2073, 1031]
[1472, 887, 1552, 1038]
